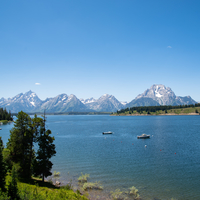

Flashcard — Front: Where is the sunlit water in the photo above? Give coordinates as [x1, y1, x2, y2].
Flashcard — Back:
[1, 115, 200, 200]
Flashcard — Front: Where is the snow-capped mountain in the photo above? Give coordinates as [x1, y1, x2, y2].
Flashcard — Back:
[81, 94, 124, 112]
[120, 101, 128, 106]
[39, 94, 90, 112]
[80, 98, 96, 104]
[135, 84, 176, 105]
[127, 84, 197, 107]
[0, 90, 42, 113]
[0, 85, 197, 113]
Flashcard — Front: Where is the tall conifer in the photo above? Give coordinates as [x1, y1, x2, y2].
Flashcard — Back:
[0, 137, 6, 192]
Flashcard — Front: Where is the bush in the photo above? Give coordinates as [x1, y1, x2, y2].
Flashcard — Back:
[82, 182, 103, 190]
[110, 189, 126, 200]
[78, 173, 90, 183]
[129, 186, 139, 198]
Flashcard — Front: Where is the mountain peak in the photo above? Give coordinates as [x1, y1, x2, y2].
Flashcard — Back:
[134, 84, 196, 106]
[25, 90, 34, 94]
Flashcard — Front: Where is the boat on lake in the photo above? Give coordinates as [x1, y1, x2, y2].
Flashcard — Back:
[137, 134, 150, 139]
[102, 131, 112, 134]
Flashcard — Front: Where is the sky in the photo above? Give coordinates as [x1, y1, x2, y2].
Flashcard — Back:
[0, 0, 200, 102]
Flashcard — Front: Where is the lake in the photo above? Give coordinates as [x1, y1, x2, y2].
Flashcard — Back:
[1, 115, 200, 200]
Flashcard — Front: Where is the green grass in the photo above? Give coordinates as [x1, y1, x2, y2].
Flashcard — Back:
[0, 120, 8, 124]
[3, 175, 88, 200]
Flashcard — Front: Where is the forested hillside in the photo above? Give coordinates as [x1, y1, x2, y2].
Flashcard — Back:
[0, 108, 13, 121]
[116, 103, 200, 115]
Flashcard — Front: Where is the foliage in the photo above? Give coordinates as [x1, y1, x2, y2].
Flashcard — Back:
[116, 103, 200, 115]
[0, 108, 13, 121]
[82, 182, 103, 190]
[7, 166, 20, 200]
[129, 186, 139, 198]
[34, 128, 56, 182]
[16, 182, 88, 200]
[0, 137, 7, 192]
[110, 188, 127, 200]
[2, 148, 12, 172]
[78, 173, 90, 183]
[60, 181, 73, 191]
[53, 171, 60, 177]
[6, 111, 56, 182]
[0, 191, 9, 200]
[7, 111, 35, 178]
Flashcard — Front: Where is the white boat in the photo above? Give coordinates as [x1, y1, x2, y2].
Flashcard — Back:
[102, 131, 112, 135]
[137, 134, 150, 139]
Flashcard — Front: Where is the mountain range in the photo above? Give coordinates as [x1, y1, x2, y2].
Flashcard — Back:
[0, 84, 197, 113]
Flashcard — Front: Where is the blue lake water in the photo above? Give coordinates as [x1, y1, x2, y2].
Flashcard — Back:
[1, 115, 200, 200]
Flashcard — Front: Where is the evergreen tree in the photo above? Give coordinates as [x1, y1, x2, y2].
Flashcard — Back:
[7, 111, 34, 179]
[34, 127, 56, 182]
[7, 111, 56, 182]
[8, 166, 20, 200]
[0, 137, 7, 192]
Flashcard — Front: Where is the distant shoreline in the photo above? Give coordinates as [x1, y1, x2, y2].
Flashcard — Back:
[12, 112, 112, 116]
[112, 112, 200, 116]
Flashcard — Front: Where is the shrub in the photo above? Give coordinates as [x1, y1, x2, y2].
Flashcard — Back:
[78, 173, 90, 183]
[129, 186, 140, 198]
[82, 182, 103, 190]
[110, 188, 127, 200]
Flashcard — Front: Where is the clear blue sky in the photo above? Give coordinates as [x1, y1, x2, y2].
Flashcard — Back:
[1, 0, 200, 102]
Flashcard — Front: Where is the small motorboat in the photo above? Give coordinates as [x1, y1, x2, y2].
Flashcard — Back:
[137, 134, 150, 139]
[0, 128, 2, 130]
[102, 131, 112, 135]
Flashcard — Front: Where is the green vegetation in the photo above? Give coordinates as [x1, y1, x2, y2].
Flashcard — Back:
[115, 103, 200, 116]
[0, 111, 76, 200]
[7, 111, 56, 180]
[0, 175, 88, 200]
[7, 166, 20, 200]
[0, 137, 6, 192]
[82, 182, 103, 191]
[78, 173, 90, 183]
[0, 108, 13, 122]
[110, 186, 140, 200]
[110, 188, 125, 200]
[129, 186, 139, 198]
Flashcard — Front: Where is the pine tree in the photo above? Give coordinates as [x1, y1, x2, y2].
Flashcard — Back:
[35, 128, 56, 182]
[7, 111, 56, 182]
[8, 166, 20, 200]
[0, 137, 7, 192]
[34, 114, 56, 182]
[7, 111, 34, 179]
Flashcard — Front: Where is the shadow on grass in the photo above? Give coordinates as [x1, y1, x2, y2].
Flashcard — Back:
[19, 177, 58, 189]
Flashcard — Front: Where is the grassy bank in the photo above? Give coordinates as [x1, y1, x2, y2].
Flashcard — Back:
[0, 120, 9, 124]
[1, 175, 89, 200]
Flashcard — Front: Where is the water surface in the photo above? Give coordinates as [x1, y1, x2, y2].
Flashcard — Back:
[1, 115, 200, 200]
